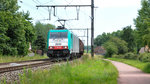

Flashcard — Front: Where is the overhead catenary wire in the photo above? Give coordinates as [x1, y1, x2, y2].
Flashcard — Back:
[32, 0, 59, 22]
[32, 0, 39, 4]
[64, 0, 74, 5]
[36, 0, 41, 4]
[18, 0, 48, 22]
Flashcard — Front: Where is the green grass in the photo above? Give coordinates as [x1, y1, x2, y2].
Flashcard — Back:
[108, 58, 150, 73]
[0, 54, 48, 63]
[19, 55, 118, 84]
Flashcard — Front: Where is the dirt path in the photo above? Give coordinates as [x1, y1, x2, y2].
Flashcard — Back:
[107, 60, 150, 84]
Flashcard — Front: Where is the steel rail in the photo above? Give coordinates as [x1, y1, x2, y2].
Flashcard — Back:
[0, 59, 54, 73]
[0, 58, 50, 66]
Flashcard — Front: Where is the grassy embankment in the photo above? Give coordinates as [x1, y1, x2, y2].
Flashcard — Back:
[108, 58, 150, 73]
[18, 55, 118, 84]
[0, 55, 48, 63]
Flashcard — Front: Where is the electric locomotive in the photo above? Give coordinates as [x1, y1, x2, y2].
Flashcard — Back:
[47, 26, 84, 59]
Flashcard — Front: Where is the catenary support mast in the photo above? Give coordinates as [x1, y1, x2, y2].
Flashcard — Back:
[91, 0, 94, 57]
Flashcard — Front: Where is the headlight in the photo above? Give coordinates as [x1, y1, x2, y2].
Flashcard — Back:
[63, 46, 68, 49]
[49, 46, 54, 49]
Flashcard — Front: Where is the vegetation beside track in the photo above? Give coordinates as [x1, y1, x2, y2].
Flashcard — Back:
[19, 55, 118, 84]
[108, 58, 150, 73]
[0, 55, 48, 63]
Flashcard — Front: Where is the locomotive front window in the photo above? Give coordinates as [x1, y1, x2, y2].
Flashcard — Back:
[50, 32, 67, 39]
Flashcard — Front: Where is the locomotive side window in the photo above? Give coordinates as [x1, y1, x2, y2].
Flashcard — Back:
[50, 32, 67, 39]
[71, 34, 72, 38]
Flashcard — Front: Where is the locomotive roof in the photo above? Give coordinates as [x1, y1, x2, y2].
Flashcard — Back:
[50, 29, 69, 32]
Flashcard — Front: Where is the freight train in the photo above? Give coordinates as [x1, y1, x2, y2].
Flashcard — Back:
[47, 27, 84, 59]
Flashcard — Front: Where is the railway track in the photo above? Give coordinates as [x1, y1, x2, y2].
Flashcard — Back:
[0, 58, 55, 73]
[0, 58, 73, 83]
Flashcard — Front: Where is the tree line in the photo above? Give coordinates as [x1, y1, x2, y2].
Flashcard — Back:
[94, 0, 150, 57]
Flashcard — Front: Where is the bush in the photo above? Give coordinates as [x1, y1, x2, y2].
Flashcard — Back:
[123, 52, 137, 60]
[112, 54, 124, 58]
[103, 42, 118, 57]
[109, 37, 128, 54]
[103, 37, 128, 58]
[112, 53, 137, 60]
[138, 53, 150, 62]
[112, 54, 120, 58]
[2, 46, 18, 56]
[143, 64, 150, 73]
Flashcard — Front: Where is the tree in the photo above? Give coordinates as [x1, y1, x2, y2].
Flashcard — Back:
[33, 22, 55, 52]
[111, 30, 123, 38]
[94, 32, 111, 46]
[34, 35, 46, 55]
[0, 0, 19, 13]
[110, 37, 128, 54]
[94, 30, 123, 47]
[103, 41, 118, 57]
[0, 0, 35, 56]
[121, 26, 135, 52]
[34, 22, 55, 41]
[134, 0, 150, 49]
[103, 37, 128, 56]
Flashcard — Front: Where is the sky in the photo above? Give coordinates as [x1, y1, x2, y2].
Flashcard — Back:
[18, 0, 141, 45]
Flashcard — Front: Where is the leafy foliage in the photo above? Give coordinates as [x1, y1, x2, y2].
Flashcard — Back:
[112, 52, 150, 62]
[134, 0, 150, 48]
[103, 41, 118, 57]
[109, 37, 128, 54]
[0, 0, 35, 56]
[143, 63, 150, 73]
[94, 30, 123, 46]
[33, 35, 46, 55]
[32, 22, 55, 52]
[123, 52, 137, 59]
[111, 30, 123, 38]
[0, 0, 19, 13]
[34, 35, 46, 50]
[121, 26, 136, 52]
[138, 53, 150, 62]
[94, 33, 111, 46]
[34, 21, 55, 41]
[103, 37, 128, 57]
